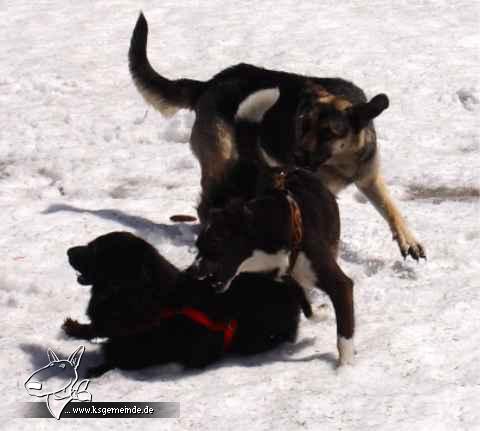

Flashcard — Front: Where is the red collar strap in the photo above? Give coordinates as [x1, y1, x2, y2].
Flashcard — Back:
[160, 307, 238, 351]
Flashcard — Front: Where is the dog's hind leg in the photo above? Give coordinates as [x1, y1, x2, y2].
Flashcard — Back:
[281, 274, 312, 318]
[315, 258, 355, 366]
[192, 112, 237, 222]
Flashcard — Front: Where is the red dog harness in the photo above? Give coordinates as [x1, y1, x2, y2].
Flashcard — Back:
[160, 307, 238, 351]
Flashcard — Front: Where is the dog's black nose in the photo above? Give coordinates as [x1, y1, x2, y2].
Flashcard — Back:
[67, 246, 90, 268]
[67, 246, 82, 260]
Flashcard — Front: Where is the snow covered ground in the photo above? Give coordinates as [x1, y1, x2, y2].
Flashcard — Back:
[1, 0, 479, 429]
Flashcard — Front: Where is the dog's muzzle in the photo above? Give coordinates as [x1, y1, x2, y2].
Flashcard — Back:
[67, 247, 93, 286]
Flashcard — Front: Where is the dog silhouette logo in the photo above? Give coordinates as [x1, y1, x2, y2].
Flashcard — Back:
[24, 346, 92, 419]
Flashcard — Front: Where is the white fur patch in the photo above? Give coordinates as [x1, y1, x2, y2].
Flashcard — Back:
[134, 83, 179, 117]
[236, 249, 289, 276]
[337, 336, 355, 366]
[235, 88, 280, 123]
[292, 252, 318, 289]
[219, 249, 289, 292]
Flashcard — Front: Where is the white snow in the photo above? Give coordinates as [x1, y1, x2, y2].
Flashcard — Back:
[1, 1, 479, 430]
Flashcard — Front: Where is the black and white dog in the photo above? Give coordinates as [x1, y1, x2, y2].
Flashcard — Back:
[188, 91, 356, 366]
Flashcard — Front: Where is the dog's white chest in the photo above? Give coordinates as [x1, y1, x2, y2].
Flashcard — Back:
[236, 249, 290, 276]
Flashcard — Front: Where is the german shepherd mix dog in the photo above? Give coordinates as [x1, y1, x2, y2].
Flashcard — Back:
[188, 92, 356, 365]
[64, 232, 311, 377]
[129, 13, 425, 261]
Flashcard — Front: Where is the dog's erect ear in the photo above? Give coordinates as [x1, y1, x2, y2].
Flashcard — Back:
[349, 94, 389, 131]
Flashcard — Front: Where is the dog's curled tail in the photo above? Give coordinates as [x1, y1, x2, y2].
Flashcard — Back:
[129, 12, 206, 117]
[234, 88, 281, 164]
[235, 88, 280, 124]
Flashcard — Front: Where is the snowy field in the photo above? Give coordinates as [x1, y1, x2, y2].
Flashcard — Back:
[1, 0, 479, 429]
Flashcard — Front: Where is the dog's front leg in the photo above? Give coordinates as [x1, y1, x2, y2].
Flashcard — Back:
[356, 174, 426, 260]
[62, 318, 97, 340]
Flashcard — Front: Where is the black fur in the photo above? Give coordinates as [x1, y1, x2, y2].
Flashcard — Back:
[64, 232, 309, 377]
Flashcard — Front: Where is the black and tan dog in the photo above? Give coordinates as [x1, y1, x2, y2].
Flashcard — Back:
[129, 13, 425, 260]
[64, 231, 311, 377]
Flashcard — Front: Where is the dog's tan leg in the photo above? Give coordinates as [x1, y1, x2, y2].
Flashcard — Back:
[356, 174, 426, 260]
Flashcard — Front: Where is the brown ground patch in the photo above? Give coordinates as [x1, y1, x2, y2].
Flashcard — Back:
[407, 185, 480, 203]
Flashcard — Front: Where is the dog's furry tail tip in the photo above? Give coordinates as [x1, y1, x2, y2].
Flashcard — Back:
[235, 88, 280, 123]
[130, 12, 149, 65]
[170, 214, 198, 223]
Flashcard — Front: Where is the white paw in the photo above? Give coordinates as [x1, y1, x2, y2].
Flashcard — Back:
[308, 303, 329, 322]
[337, 336, 355, 366]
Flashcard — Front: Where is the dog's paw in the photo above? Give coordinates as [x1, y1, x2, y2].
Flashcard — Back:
[62, 317, 80, 335]
[394, 231, 426, 261]
[62, 317, 93, 339]
[337, 336, 355, 367]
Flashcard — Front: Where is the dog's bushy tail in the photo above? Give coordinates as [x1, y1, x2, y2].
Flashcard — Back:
[129, 12, 206, 117]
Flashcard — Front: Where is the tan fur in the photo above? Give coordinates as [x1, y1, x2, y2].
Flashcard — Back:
[133, 82, 179, 118]
[316, 88, 352, 111]
[356, 173, 425, 258]
[216, 119, 236, 160]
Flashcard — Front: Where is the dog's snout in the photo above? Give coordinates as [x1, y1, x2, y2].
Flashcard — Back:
[67, 246, 81, 260]
[67, 246, 89, 265]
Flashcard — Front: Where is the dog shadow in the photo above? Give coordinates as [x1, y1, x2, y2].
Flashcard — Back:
[119, 337, 337, 382]
[21, 337, 336, 383]
[20, 342, 104, 378]
[339, 240, 418, 279]
[42, 204, 200, 247]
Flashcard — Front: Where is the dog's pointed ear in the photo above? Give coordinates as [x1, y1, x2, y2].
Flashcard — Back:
[349, 94, 389, 131]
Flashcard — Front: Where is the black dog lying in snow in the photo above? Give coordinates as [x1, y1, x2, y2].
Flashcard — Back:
[63, 231, 311, 377]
